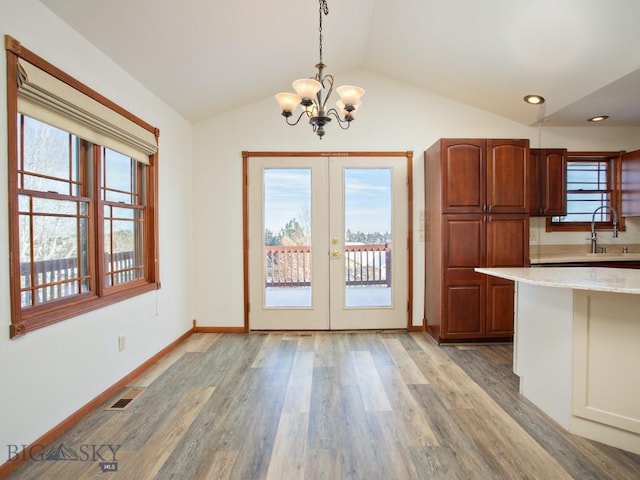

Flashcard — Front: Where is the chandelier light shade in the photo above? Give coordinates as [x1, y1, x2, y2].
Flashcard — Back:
[292, 79, 322, 103]
[336, 85, 365, 106]
[275, 0, 364, 139]
[275, 93, 301, 114]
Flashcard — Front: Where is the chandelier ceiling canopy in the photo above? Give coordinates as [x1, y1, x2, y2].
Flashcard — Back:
[275, 0, 364, 139]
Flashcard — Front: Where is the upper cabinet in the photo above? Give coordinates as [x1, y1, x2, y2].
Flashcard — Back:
[622, 149, 640, 217]
[441, 139, 485, 213]
[440, 138, 530, 214]
[529, 148, 567, 217]
[486, 139, 531, 213]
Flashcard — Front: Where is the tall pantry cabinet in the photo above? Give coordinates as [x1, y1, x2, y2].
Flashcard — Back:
[424, 139, 530, 342]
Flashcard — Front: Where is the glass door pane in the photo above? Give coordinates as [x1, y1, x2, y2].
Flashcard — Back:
[343, 168, 392, 307]
[248, 156, 329, 330]
[328, 156, 407, 330]
[263, 169, 312, 307]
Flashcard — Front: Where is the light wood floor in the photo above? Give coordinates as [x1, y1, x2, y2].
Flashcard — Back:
[8, 332, 640, 479]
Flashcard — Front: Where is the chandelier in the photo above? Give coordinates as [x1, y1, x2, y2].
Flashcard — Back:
[275, 0, 364, 139]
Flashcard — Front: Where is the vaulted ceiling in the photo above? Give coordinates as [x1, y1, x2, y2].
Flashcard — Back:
[39, 0, 640, 127]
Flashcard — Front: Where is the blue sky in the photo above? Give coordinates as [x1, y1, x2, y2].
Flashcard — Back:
[263, 168, 391, 233]
[263, 169, 311, 232]
[344, 169, 391, 233]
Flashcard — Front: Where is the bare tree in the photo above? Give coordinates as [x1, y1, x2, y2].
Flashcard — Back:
[19, 117, 81, 263]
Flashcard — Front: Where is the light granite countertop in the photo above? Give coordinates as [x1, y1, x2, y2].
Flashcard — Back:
[476, 267, 640, 295]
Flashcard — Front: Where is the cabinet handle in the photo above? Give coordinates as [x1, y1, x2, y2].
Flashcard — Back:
[488, 204, 493, 212]
[482, 204, 487, 212]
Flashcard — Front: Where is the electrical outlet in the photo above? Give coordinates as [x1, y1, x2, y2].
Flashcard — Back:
[529, 228, 538, 242]
[118, 336, 126, 352]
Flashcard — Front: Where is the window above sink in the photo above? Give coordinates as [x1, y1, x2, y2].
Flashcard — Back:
[546, 151, 625, 233]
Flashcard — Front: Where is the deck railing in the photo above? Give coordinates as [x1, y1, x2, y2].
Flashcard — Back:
[21, 244, 391, 304]
[20, 251, 136, 305]
[345, 243, 392, 287]
[264, 245, 312, 287]
[265, 243, 391, 287]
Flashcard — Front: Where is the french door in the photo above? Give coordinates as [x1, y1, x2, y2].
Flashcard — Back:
[245, 152, 410, 330]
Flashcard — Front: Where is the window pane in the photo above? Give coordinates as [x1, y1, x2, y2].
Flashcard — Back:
[32, 215, 77, 262]
[19, 198, 90, 307]
[78, 216, 90, 288]
[112, 220, 135, 252]
[104, 205, 145, 287]
[20, 115, 80, 195]
[103, 148, 137, 203]
[566, 193, 607, 202]
[71, 138, 80, 185]
[32, 197, 79, 216]
[263, 169, 311, 308]
[112, 206, 135, 219]
[102, 146, 147, 288]
[19, 213, 31, 268]
[23, 116, 69, 176]
[553, 159, 613, 225]
[344, 168, 392, 308]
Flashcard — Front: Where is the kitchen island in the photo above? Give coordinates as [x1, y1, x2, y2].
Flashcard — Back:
[476, 267, 640, 454]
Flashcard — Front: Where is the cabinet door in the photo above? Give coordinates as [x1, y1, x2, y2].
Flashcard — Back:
[444, 275, 485, 338]
[442, 214, 485, 338]
[485, 214, 528, 337]
[443, 214, 484, 269]
[485, 277, 515, 337]
[540, 149, 567, 216]
[486, 139, 530, 213]
[485, 214, 529, 267]
[529, 149, 567, 216]
[622, 149, 640, 216]
[441, 139, 485, 213]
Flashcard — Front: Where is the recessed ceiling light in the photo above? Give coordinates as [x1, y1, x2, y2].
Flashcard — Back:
[587, 115, 609, 122]
[524, 94, 545, 105]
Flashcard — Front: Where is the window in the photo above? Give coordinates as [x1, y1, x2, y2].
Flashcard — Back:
[6, 36, 159, 337]
[101, 147, 147, 288]
[18, 117, 91, 308]
[547, 152, 624, 232]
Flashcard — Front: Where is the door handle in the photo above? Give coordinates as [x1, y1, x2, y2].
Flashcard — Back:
[331, 249, 341, 258]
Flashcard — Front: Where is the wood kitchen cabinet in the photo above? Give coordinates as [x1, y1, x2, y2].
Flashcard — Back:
[529, 148, 567, 216]
[622, 149, 640, 216]
[424, 138, 530, 343]
[440, 138, 531, 214]
[440, 214, 528, 340]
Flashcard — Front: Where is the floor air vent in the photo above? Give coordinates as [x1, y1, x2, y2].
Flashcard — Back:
[110, 398, 133, 409]
[105, 387, 144, 411]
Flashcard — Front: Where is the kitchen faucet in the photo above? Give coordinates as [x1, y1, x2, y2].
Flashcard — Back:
[590, 205, 619, 253]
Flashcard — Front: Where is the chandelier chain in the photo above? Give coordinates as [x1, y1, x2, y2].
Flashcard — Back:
[319, 0, 328, 64]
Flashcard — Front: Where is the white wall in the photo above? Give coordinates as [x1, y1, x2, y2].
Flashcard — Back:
[0, 0, 193, 453]
[192, 70, 640, 329]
